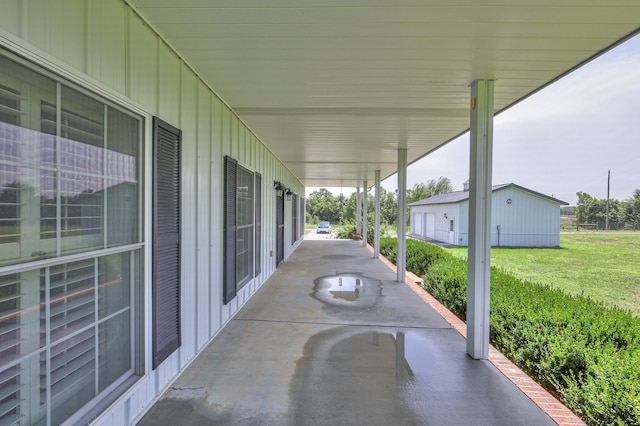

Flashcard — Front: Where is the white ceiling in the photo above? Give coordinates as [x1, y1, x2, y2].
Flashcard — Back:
[129, 0, 640, 188]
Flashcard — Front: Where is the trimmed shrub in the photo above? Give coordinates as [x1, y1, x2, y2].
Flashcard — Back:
[338, 218, 375, 244]
[380, 237, 448, 276]
[382, 238, 640, 426]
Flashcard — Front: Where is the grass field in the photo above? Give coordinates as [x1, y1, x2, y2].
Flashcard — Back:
[446, 232, 640, 314]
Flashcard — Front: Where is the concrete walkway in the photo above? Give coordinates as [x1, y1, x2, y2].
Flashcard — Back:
[138, 240, 558, 426]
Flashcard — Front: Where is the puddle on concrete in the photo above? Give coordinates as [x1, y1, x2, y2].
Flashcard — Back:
[289, 327, 555, 426]
[312, 273, 381, 308]
[289, 328, 419, 424]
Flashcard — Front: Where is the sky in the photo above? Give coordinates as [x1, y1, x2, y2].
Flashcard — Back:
[308, 34, 640, 206]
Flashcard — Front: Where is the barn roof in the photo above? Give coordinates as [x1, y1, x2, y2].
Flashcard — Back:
[408, 183, 568, 207]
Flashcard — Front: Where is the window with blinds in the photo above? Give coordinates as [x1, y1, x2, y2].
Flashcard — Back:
[0, 58, 139, 267]
[299, 197, 305, 239]
[0, 53, 142, 425]
[40, 97, 104, 244]
[0, 84, 20, 247]
[291, 194, 298, 245]
[223, 156, 262, 304]
[0, 273, 25, 425]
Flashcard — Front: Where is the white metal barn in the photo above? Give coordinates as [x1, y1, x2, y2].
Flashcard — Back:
[409, 183, 568, 247]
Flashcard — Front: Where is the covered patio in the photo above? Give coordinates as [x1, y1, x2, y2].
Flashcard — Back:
[127, 0, 640, 361]
[138, 239, 578, 425]
[1, 1, 638, 425]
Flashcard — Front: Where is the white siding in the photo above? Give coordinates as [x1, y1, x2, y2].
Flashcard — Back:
[412, 212, 422, 235]
[491, 188, 561, 247]
[459, 201, 470, 246]
[0, 2, 305, 424]
[410, 204, 460, 244]
[411, 187, 561, 247]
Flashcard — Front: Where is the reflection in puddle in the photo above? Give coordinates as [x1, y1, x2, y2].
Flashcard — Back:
[312, 273, 381, 308]
[289, 328, 552, 425]
[290, 328, 418, 424]
[329, 276, 361, 301]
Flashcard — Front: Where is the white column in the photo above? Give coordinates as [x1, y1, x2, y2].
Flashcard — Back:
[397, 148, 407, 283]
[467, 79, 494, 360]
[362, 180, 368, 247]
[356, 186, 361, 234]
[374, 170, 381, 258]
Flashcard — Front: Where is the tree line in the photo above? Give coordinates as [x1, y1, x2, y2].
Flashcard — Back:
[307, 180, 640, 232]
[571, 189, 640, 229]
[305, 177, 453, 227]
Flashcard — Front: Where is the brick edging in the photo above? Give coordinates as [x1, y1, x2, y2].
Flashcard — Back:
[369, 244, 585, 426]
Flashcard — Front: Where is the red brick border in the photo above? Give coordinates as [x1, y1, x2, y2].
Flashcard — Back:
[369, 244, 585, 426]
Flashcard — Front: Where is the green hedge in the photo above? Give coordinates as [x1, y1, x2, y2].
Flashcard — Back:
[379, 238, 640, 426]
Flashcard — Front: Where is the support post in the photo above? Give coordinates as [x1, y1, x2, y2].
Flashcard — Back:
[374, 170, 381, 258]
[397, 148, 407, 283]
[467, 79, 494, 360]
[356, 186, 361, 235]
[362, 180, 368, 247]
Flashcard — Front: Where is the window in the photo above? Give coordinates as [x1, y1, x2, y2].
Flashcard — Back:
[291, 194, 298, 245]
[224, 156, 261, 304]
[299, 197, 305, 239]
[450, 219, 455, 232]
[0, 53, 141, 425]
[0, 57, 139, 266]
[254, 173, 261, 277]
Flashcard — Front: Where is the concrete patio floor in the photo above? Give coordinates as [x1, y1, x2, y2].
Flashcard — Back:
[137, 239, 564, 425]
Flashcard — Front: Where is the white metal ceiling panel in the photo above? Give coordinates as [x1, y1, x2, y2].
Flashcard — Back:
[129, 0, 640, 187]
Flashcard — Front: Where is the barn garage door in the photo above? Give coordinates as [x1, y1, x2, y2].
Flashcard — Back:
[425, 214, 436, 239]
[413, 213, 423, 235]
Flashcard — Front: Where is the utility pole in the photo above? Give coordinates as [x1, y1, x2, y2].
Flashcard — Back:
[605, 170, 610, 231]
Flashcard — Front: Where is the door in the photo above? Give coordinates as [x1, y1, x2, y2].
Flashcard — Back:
[448, 219, 456, 244]
[276, 193, 284, 266]
[425, 213, 436, 239]
[412, 213, 422, 235]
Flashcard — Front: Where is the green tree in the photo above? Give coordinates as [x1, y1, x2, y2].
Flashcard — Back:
[406, 177, 453, 204]
[404, 177, 453, 227]
[575, 192, 597, 224]
[560, 206, 575, 216]
[380, 188, 398, 226]
[340, 192, 358, 224]
[576, 191, 626, 227]
[623, 188, 640, 230]
[306, 188, 340, 224]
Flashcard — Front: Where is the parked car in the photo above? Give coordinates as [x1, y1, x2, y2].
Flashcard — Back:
[317, 221, 331, 234]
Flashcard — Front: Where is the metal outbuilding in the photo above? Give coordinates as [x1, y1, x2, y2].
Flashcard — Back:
[410, 183, 569, 247]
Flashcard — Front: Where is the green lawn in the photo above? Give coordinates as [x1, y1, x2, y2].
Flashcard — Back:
[446, 232, 640, 314]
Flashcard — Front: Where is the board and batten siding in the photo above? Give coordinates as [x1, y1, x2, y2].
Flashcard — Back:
[411, 204, 460, 244]
[458, 187, 561, 247]
[0, 1, 305, 424]
[410, 186, 562, 247]
[488, 187, 561, 247]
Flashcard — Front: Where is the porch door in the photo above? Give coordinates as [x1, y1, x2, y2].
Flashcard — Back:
[276, 193, 284, 266]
